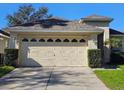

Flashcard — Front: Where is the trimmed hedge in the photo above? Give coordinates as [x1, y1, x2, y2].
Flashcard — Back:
[4, 49, 19, 67]
[88, 49, 102, 68]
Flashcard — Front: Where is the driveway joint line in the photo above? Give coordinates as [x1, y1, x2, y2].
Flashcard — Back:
[45, 67, 54, 90]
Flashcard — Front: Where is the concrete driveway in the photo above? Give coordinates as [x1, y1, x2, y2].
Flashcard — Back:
[0, 67, 108, 90]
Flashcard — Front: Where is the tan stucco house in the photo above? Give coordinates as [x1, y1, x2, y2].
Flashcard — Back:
[6, 15, 124, 67]
[0, 30, 9, 63]
[0, 30, 9, 54]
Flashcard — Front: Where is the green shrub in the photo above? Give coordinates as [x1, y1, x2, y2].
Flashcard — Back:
[0, 66, 15, 77]
[4, 49, 18, 67]
[88, 49, 102, 68]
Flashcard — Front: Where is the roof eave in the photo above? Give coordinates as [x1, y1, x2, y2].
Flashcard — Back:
[8, 30, 103, 35]
[81, 18, 113, 22]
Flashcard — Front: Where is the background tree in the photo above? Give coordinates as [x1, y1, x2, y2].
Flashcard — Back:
[6, 4, 52, 26]
[104, 37, 122, 48]
[110, 37, 122, 49]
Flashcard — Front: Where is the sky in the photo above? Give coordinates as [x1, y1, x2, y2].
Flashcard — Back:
[0, 3, 124, 31]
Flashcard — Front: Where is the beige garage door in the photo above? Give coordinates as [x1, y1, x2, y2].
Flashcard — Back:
[20, 38, 88, 67]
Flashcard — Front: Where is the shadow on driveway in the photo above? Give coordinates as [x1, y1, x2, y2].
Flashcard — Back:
[0, 67, 108, 90]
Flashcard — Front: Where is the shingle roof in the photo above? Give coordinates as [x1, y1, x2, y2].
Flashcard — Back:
[110, 28, 124, 35]
[7, 18, 103, 32]
[82, 14, 113, 22]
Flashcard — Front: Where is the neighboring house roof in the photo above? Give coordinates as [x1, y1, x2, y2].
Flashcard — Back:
[0, 30, 10, 36]
[7, 18, 103, 33]
[81, 14, 113, 22]
[0, 30, 10, 38]
[110, 28, 124, 36]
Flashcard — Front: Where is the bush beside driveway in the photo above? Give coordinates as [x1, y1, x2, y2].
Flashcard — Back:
[0, 66, 15, 78]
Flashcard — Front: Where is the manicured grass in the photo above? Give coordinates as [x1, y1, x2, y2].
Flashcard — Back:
[0, 66, 15, 78]
[94, 65, 124, 90]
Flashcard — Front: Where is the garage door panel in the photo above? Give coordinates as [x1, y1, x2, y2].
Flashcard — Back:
[28, 46, 55, 66]
[21, 42, 88, 67]
[29, 47, 54, 58]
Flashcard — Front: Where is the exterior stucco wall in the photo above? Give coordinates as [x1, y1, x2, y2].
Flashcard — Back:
[88, 34, 97, 49]
[0, 37, 8, 53]
[8, 33, 19, 49]
[84, 21, 111, 63]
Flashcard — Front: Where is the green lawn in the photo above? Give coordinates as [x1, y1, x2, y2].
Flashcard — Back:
[94, 65, 124, 90]
[0, 66, 15, 78]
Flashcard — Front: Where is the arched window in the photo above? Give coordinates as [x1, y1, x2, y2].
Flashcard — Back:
[22, 38, 28, 42]
[47, 39, 53, 42]
[39, 39, 45, 42]
[63, 39, 69, 42]
[31, 38, 37, 42]
[80, 39, 85, 43]
[55, 39, 61, 42]
[71, 39, 78, 42]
